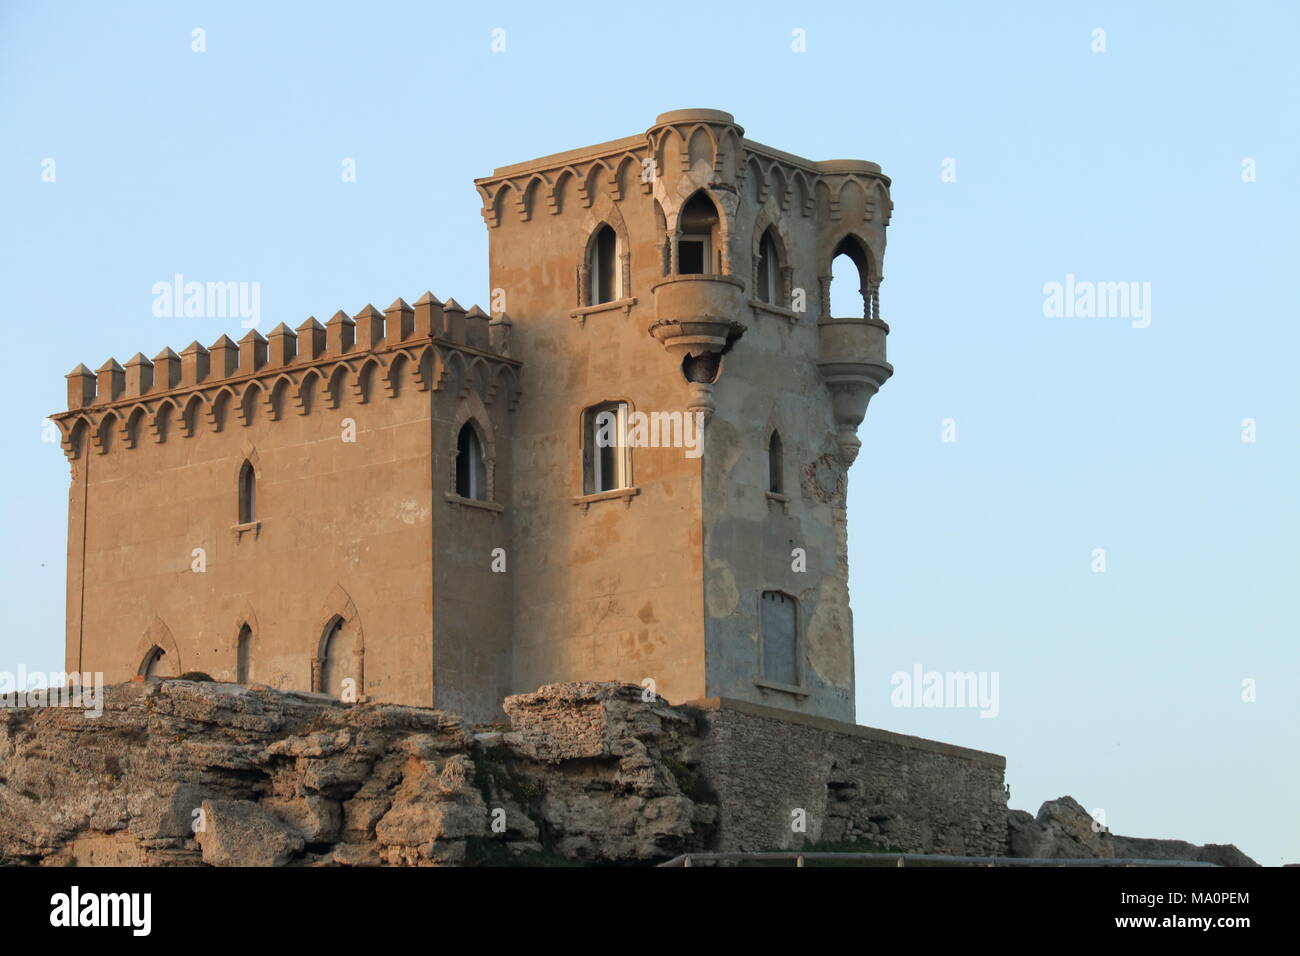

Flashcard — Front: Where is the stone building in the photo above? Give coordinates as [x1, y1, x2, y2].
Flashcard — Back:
[52, 109, 894, 724]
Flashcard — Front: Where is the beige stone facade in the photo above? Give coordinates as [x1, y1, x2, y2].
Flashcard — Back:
[52, 109, 893, 724]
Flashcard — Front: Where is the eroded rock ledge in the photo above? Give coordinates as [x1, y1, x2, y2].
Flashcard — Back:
[0, 680, 712, 866]
[1007, 796, 1258, 867]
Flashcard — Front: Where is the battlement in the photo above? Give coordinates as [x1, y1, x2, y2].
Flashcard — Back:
[52, 293, 521, 459]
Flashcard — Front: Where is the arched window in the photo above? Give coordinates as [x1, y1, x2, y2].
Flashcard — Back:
[830, 235, 870, 318]
[768, 431, 784, 494]
[587, 224, 620, 305]
[238, 460, 256, 524]
[583, 401, 629, 494]
[760, 591, 799, 686]
[236, 624, 253, 684]
[756, 229, 781, 304]
[455, 421, 487, 500]
[320, 616, 355, 698]
[677, 191, 720, 275]
[139, 645, 166, 678]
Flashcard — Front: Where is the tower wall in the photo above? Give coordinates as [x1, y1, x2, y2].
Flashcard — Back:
[477, 110, 893, 719]
[55, 304, 520, 721]
[480, 138, 710, 707]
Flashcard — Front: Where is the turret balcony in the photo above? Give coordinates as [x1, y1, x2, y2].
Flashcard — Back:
[817, 315, 893, 466]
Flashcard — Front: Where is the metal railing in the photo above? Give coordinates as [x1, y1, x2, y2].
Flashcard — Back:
[658, 851, 1219, 867]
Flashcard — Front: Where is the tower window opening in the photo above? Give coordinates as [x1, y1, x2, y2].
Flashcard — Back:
[677, 192, 719, 275]
[455, 422, 487, 500]
[236, 624, 253, 684]
[238, 460, 256, 524]
[760, 590, 799, 686]
[583, 401, 629, 494]
[830, 236, 870, 318]
[588, 224, 620, 305]
[757, 230, 780, 304]
[768, 431, 784, 494]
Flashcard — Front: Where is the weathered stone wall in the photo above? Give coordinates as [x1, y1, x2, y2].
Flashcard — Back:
[692, 697, 1008, 856]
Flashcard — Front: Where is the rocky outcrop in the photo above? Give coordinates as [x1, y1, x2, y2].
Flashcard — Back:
[0, 678, 715, 866]
[1007, 796, 1258, 866]
[0, 679, 1257, 866]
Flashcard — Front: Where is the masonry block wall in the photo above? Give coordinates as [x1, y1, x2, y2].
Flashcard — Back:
[694, 699, 1008, 856]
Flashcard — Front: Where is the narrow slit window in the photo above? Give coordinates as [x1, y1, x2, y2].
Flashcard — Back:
[238, 460, 256, 524]
[768, 431, 783, 494]
[236, 624, 253, 684]
[757, 230, 779, 304]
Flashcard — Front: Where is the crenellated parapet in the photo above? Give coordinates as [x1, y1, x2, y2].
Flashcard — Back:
[53, 294, 522, 460]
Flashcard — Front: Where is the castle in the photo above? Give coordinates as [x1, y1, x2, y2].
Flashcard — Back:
[52, 109, 894, 725]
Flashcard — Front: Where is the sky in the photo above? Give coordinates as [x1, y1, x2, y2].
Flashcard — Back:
[1, 1, 1296, 865]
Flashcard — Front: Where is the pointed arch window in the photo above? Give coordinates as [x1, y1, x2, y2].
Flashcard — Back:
[455, 421, 487, 500]
[830, 235, 871, 318]
[768, 431, 784, 494]
[587, 224, 621, 305]
[677, 191, 720, 275]
[236, 624, 253, 684]
[238, 460, 256, 524]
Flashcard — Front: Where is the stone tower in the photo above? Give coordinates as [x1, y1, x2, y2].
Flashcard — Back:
[52, 108, 891, 725]
[475, 109, 892, 721]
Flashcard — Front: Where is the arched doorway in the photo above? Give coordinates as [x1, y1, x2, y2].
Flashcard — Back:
[318, 616, 356, 698]
[139, 645, 167, 678]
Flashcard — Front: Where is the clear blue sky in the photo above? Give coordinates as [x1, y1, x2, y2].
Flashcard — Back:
[2, 1, 1296, 865]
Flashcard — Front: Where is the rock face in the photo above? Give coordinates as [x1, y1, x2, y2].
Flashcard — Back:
[0, 678, 1250, 866]
[1007, 797, 1258, 866]
[0, 679, 715, 866]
